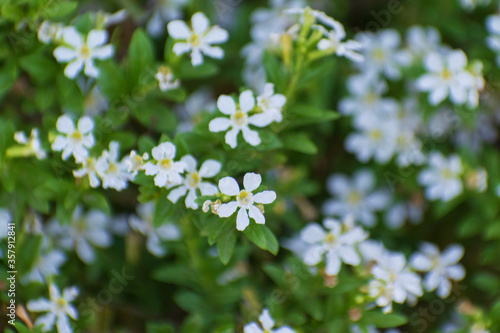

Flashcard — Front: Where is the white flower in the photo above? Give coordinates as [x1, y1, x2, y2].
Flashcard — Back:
[84, 86, 108, 116]
[51, 115, 94, 163]
[143, 142, 186, 187]
[418, 152, 463, 202]
[167, 12, 229, 66]
[38, 21, 64, 44]
[405, 25, 442, 61]
[410, 243, 465, 298]
[486, 14, 500, 66]
[124, 150, 149, 175]
[22, 249, 66, 284]
[96, 141, 134, 191]
[244, 308, 295, 333]
[209, 90, 268, 148]
[155, 65, 180, 91]
[355, 29, 411, 80]
[384, 200, 424, 229]
[129, 202, 181, 257]
[73, 157, 100, 188]
[315, 20, 363, 62]
[217, 173, 277, 231]
[322, 170, 391, 227]
[368, 252, 423, 313]
[46, 206, 112, 264]
[255, 83, 287, 125]
[27, 284, 78, 333]
[91, 9, 127, 28]
[14, 128, 46, 159]
[146, 0, 188, 37]
[167, 155, 221, 209]
[53, 27, 114, 79]
[416, 50, 475, 106]
[300, 216, 367, 275]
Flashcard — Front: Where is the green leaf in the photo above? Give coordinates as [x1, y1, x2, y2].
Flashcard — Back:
[0, 59, 18, 99]
[18, 234, 43, 275]
[282, 132, 318, 154]
[286, 104, 339, 128]
[361, 311, 408, 328]
[216, 228, 237, 265]
[19, 51, 57, 83]
[146, 323, 175, 333]
[262, 51, 287, 92]
[176, 61, 218, 79]
[96, 61, 126, 100]
[44, 1, 78, 18]
[243, 223, 278, 254]
[262, 225, 279, 255]
[128, 29, 154, 84]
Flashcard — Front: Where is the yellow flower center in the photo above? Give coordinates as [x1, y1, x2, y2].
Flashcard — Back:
[86, 158, 96, 172]
[441, 69, 452, 80]
[365, 92, 377, 105]
[108, 162, 118, 173]
[369, 130, 382, 141]
[237, 190, 253, 206]
[373, 48, 385, 61]
[56, 298, 67, 310]
[71, 131, 83, 141]
[442, 168, 454, 179]
[161, 158, 173, 168]
[189, 33, 201, 47]
[81, 45, 91, 59]
[231, 110, 248, 127]
[325, 233, 336, 244]
[347, 191, 362, 204]
[187, 172, 201, 187]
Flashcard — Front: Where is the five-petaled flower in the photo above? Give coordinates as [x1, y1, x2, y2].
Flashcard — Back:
[51, 115, 95, 163]
[244, 308, 295, 333]
[144, 142, 186, 187]
[217, 173, 276, 231]
[53, 27, 114, 79]
[167, 12, 229, 66]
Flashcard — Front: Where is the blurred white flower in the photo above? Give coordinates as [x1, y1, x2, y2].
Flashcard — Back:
[38, 20, 64, 44]
[167, 12, 228, 66]
[255, 83, 287, 125]
[96, 141, 134, 191]
[146, 0, 188, 37]
[384, 200, 424, 229]
[300, 216, 367, 275]
[27, 284, 78, 333]
[315, 19, 363, 62]
[168, 155, 221, 209]
[368, 252, 423, 313]
[244, 308, 295, 333]
[51, 115, 94, 163]
[323, 170, 391, 227]
[14, 128, 46, 159]
[84, 86, 108, 116]
[46, 206, 112, 264]
[53, 27, 114, 79]
[410, 243, 465, 298]
[155, 65, 180, 91]
[129, 202, 181, 257]
[486, 14, 500, 66]
[73, 157, 100, 188]
[22, 248, 66, 284]
[416, 50, 475, 106]
[124, 150, 149, 175]
[218, 173, 276, 231]
[209, 91, 268, 148]
[418, 152, 463, 202]
[144, 142, 186, 187]
[405, 25, 442, 61]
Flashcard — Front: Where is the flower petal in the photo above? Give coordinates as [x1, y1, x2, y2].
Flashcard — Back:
[248, 205, 265, 224]
[219, 177, 240, 195]
[168, 20, 191, 39]
[218, 201, 239, 217]
[217, 95, 236, 115]
[243, 172, 261, 192]
[236, 208, 250, 231]
[253, 190, 276, 204]
[192, 12, 209, 35]
[199, 160, 221, 178]
[209, 117, 231, 132]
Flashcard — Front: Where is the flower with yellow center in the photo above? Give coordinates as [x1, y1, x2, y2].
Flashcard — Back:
[243, 308, 295, 333]
[144, 142, 186, 187]
[51, 115, 95, 163]
[96, 141, 134, 191]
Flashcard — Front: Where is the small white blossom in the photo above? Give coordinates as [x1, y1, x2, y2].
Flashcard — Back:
[322, 170, 391, 227]
[384, 199, 424, 229]
[418, 152, 463, 202]
[146, 0, 188, 37]
[244, 308, 295, 333]
[209, 90, 268, 148]
[124, 150, 149, 175]
[27, 284, 78, 333]
[315, 19, 363, 62]
[255, 83, 287, 125]
[38, 21, 64, 44]
[300, 216, 367, 276]
[129, 202, 181, 257]
[46, 206, 112, 264]
[410, 243, 466, 298]
[91, 9, 127, 28]
[406, 25, 442, 61]
[218, 173, 276, 231]
[96, 141, 134, 191]
[14, 128, 46, 159]
[368, 252, 423, 313]
[486, 14, 500, 66]
[73, 157, 100, 188]
[143, 142, 186, 187]
[416, 50, 475, 106]
[167, 12, 229, 66]
[22, 248, 66, 284]
[167, 155, 221, 209]
[51, 115, 94, 163]
[155, 65, 180, 91]
[53, 27, 114, 79]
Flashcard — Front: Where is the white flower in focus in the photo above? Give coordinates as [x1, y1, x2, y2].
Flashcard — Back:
[355, 29, 411, 80]
[14, 128, 46, 159]
[167, 12, 229, 66]
[218, 173, 277, 231]
[46, 206, 112, 264]
[416, 50, 475, 106]
[51, 115, 94, 163]
[168, 155, 221, 209]
[84, 86, 108, 116]
[155, 65, 180, 91]
[143, 142, 186, 187]
[418, 152, 463, 202]
[22, 248, 66, 284]
[244, 308, 295, 333]
[410, 243, 466, 298]
[129, 202, 181, 257]
[96, 141, 134, 191]
[73, 157, 100, 188]
[27, 284, 78, 333]
[368, 252, 423, 313]
[254, 83, 287, 125]
[322, 170, 391, 227]
[300, 216, 368, 275]
[315, 20, 363, 62]
[53, 27, 114, 79]
[38, 21, 64, 44]
[209, 90, 268, 148]
[124, 150, 149, 175]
